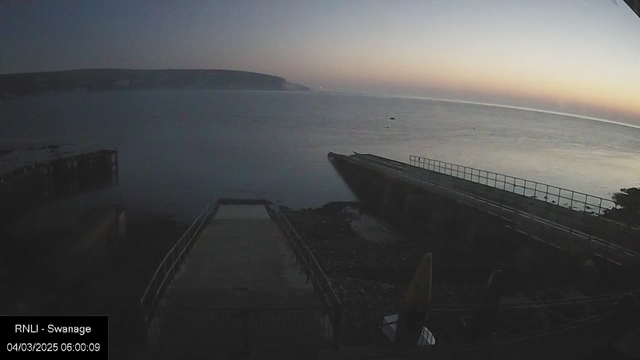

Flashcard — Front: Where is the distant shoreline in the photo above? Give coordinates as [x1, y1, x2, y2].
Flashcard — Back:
[0, 69, 311, 99]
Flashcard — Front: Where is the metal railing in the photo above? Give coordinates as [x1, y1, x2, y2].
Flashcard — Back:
[336, 153, 639, 265]
[139, 203, 217, 323]
[0, 145, 114, 176]
[406, 155, 640, 256]
[409, 155, 617, 215]
[1, 148, 118, 178]
[268, 205, 342, 349]
[141, 201, 341, 352]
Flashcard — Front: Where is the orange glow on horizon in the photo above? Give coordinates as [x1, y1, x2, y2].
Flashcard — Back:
[327, 56, 640, 118]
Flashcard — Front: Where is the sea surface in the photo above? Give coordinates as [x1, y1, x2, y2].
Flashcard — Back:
[1, 90, 639, 225]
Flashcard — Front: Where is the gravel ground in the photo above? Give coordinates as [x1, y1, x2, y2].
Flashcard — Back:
[282, 202, 490, 345]
[280, 201, 628, 348]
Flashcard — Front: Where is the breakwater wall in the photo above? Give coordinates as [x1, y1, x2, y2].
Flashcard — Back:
[328, 152, 636, 292]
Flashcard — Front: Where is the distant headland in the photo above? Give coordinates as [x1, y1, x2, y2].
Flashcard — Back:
[0, 69, 311, 98]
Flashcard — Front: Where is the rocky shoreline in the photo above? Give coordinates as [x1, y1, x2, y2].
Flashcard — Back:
[282, 202, 489, 345]
[281, 201, 626, 347]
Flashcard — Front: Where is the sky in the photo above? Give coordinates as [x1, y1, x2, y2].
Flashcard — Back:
[1, 0, 639, 124]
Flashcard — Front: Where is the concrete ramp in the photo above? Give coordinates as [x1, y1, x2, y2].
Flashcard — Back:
[214, 204, 272, 220]
[165, 203, 318, 308]
[147, 201, 330, 357]
[328, 152, 640, 267]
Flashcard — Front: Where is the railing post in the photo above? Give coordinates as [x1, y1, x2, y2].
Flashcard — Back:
[162, 260, 167, 280]
[171, 249, 177, 273]
[569, 191, 575, 211]
[332, 304, 342, 351]
[598, 198, 603, 216]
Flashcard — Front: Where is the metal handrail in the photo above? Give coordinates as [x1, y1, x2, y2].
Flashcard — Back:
[139, 203, 216, 322]
[269, 205, 340, 308]
[1, 148, 118, 178]
[409, 155, 619, 215]
[407, 155, 639, 248]
[268, 205, 342, 349]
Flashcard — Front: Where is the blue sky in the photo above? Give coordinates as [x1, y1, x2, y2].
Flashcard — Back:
[1, 0, 639, 123]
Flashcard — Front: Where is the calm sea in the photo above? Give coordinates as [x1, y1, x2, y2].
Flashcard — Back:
[1, 90, 639, 224]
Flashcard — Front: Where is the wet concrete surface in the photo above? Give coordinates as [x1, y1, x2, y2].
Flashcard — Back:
[148, 205, 328, 357]
[164, 205, 319, 308]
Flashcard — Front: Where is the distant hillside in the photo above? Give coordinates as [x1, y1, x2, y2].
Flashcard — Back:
[0, 69, 311, 98]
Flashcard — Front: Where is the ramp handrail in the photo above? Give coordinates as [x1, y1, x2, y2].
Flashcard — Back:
[269, 205, 341, 308]
[140, 203, 217, 322]
[268, 205, 342, 349]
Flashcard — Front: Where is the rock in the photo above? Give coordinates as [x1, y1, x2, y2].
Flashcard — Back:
[281, 201, 501, 344]
[342, 206, 360, 216]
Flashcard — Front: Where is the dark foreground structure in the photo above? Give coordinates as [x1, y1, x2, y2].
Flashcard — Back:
[12, 153, 640, 359]
[0, 149, 119, 229]
[0, 149, 122, 308]
[128, 153, 639, 359]
[328, 152, 640, 270]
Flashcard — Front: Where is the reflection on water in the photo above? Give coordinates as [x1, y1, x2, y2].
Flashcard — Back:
[1, 90, 639, 222]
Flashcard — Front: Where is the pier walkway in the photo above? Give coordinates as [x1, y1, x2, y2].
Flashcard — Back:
[328, 152, 640, 268]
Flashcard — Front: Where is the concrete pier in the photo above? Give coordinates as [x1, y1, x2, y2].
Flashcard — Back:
[327, 152, 640, 277]
[0, 149, 118, 233]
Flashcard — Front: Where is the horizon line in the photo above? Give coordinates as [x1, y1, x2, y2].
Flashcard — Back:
[350, 91, 640, 130]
